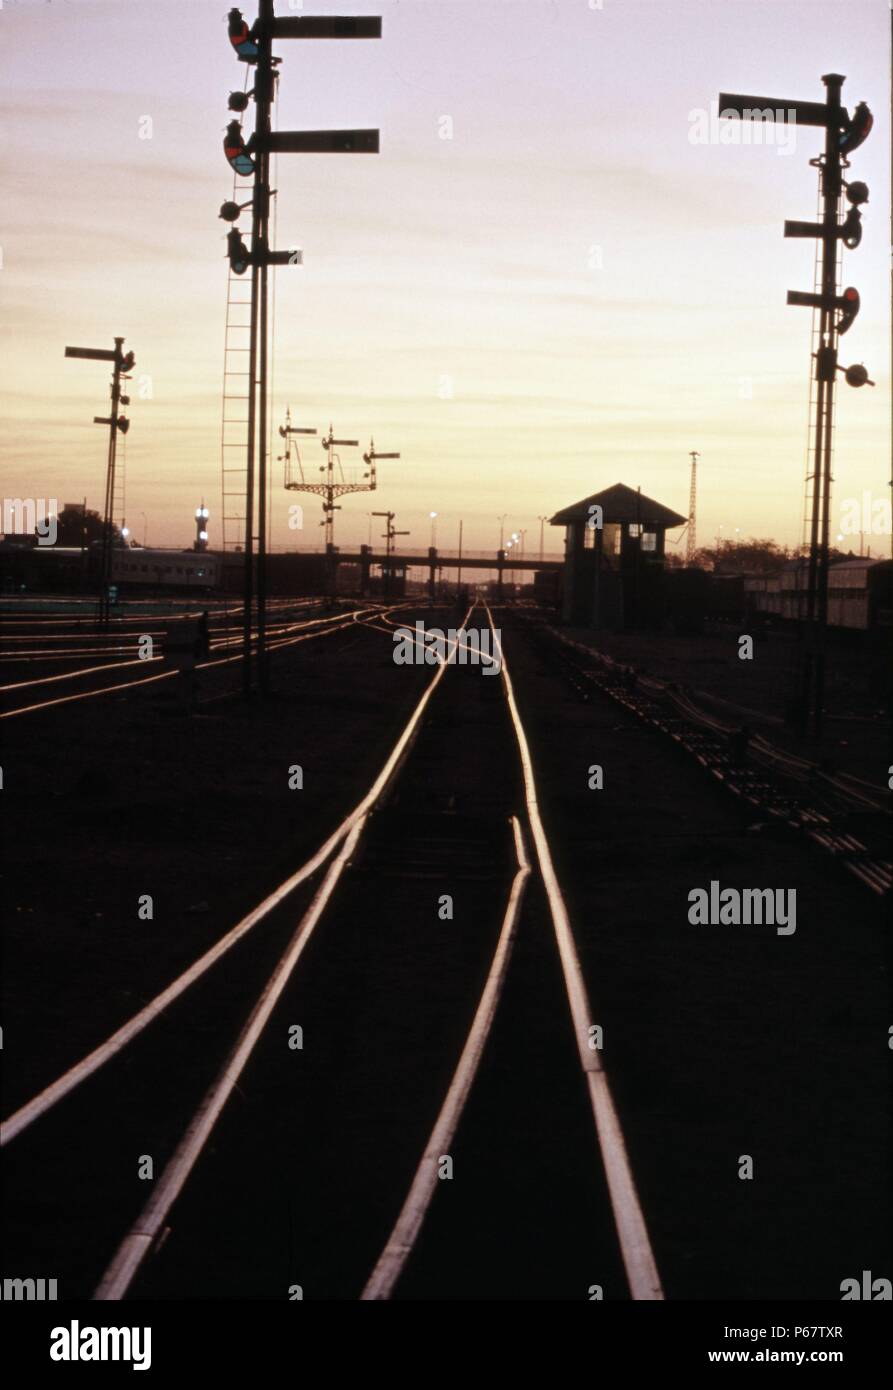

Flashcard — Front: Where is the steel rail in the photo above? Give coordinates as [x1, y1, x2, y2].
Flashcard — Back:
[93, 815, 369, 1301]
[0, 605, 389, 719]
[486, 608, 664, 1302]
[1, 608, 466, 1145]
[361, 815, 531, 1300]
[91, 611, 478, 1297]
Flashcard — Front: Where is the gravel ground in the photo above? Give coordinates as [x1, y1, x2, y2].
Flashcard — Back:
[562, 620, 890, 788]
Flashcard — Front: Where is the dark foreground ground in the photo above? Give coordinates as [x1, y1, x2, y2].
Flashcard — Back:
[1, 600, 890, 1300]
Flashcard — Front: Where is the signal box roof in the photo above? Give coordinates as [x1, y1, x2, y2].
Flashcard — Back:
[550, 483, 687, 529]
[829, 556, 890, 571]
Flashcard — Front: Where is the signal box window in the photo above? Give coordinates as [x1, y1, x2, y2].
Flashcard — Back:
[641, 532, 657, 552]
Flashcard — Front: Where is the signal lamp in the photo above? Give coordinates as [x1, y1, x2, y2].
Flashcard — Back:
[836, 286, 860, 336]
[839, 102, 873, 155]
[840, 206, 862, 250]
[224, 121, 255, 176]
[227, 227, 251, 275]
[228, 8, 259, 64]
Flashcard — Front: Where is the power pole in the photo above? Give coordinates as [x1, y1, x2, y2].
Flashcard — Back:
[718, 79, 873, 736]
[222, 5, 382, 694]
[686, 450, 699, 566]
[64, 338, 134, 625]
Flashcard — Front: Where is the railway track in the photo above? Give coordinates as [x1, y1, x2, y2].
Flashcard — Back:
[0, 600, 403, 719]
[1, 605, 662, 1301]
[517, 612, 892, 898]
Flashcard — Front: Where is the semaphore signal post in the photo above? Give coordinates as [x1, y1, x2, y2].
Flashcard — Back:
[222, 5, 382, 694]
[64, 338, 135, 626]
[717, 76, 873, 737]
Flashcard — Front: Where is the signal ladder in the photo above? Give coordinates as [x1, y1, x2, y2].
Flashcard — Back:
[111, 431, 127, 544]
[798, 194, 842, 621]
[103, 424, 127, 604]
[220, 172, 256, 560]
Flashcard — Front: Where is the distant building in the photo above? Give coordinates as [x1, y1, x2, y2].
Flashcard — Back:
[550, 482, 686, 629]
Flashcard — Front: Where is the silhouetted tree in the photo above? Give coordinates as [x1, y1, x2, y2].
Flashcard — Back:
[51, 506, 123, 547]
[693, 538, 790, 574]
[796, 542, 859, 566]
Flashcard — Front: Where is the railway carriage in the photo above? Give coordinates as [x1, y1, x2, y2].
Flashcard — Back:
[111, 547, 221, 592]
[743, 557, 892, 632]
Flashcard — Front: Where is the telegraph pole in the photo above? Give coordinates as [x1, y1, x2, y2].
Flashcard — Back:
[64, 338, 134, 625]
[718, 79, 873, 735]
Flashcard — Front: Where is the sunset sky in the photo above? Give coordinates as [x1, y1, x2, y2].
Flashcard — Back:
[1, 0, 889, 557]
